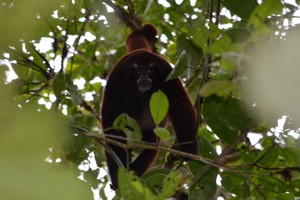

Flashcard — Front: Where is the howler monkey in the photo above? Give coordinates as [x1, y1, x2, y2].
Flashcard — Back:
[101, 24, 197, 190]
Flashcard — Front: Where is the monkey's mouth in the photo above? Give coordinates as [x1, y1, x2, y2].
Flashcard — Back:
[137, 79, 152, 93]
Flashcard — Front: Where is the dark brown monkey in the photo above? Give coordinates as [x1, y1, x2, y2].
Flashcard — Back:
[101, 24, 197, 190]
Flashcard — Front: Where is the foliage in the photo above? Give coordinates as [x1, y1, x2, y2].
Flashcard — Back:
[0, 82, 92, 199]
[1, 0, 300, 199]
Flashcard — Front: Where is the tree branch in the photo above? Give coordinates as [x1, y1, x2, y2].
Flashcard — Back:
[102, 0, 143, 31]
[71, 125, 233, 172]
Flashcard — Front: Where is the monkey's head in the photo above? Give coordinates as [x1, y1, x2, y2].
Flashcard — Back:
[122, 52, 168, 95]
[122, 52, 172, 95]
[126, 24, 158, 53]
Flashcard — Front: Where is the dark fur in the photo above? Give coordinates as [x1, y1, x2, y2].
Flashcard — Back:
[101, 24, 197, 190]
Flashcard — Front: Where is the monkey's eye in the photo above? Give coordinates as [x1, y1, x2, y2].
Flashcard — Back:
[146, 66, 154, 75]
[146, 69, 153, 75]
[133, 68, 142, 78]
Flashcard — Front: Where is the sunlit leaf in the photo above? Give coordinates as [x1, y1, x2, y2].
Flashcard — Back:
[150, 90, 169, 125]
[153, 127, 170, 141]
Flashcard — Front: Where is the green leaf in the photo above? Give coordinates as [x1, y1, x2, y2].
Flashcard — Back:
[167, 50, 188, 80]
[199, 80, 236, 97]
[222, 0, 257, 20]
[0, 90, 92, 200]
[11, 64, 30, 80]
[157, 170, 183, 199]
[207, 34, 241, 53]
[280, 147, 300, 166]
[177, 34, 203, 69]
[65, 75, 83, 106]
[189, 166, 218, 200]
[118, 169, 154, 200]
[249, 0, 283, 28]
[290, 179, 300, 196]
[153, 127, 170, 141]
[220, 58, 236, 71]
[150, 90, 169, 125]
[226, 27, 251, 43]
[0, 0, 63, 49]
[261, 136, 276, 148]
[221, 172, 250, 198]
[190, 26, 209, 50]
[256, 176, 288, 193]
[257, 145, 280, 167]
[53, 73, 65, 98]
[197, 136, 217, 159]
[240, 146, 259, 164]
[202, 96, 254, 145]
[113, 114, 142, 143]
[275, 193, 294, 200]
[142, 168, 169, 189]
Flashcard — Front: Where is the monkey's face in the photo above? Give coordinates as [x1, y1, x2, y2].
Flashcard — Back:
[123, 52, 169, 95]
[132, 62, 154, 93]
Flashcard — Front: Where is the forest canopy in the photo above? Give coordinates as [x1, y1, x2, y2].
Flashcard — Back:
[1, 0, 300, 199]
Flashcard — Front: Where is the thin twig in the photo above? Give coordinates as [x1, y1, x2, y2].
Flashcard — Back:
[69, 8, 92, 77]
